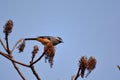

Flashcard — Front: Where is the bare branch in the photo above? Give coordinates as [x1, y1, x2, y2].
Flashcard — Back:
[11, 39, 23, 53]
[1, 35, 26, 80]
[11, 61, 27, 80]
[4, 30, 11, 56]
[3, 21, 27, 80]
[74, 66, 81, 80]
[0, 51, 29, 67]
[30, 52, 45, 66]
[30, 65, 41, 80]
[0, 38, 7, 51]
[30, 47, 41, 80]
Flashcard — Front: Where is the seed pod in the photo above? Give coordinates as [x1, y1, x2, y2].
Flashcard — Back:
[3, 20, 13, 34]
[32, 45, 39, 55]
[18, 41, 25, 53]
[79, 56, 88, 78]
[86, 56, 96, 78]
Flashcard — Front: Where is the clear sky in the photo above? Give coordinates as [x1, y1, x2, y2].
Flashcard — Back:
[0, 0, 120, 80]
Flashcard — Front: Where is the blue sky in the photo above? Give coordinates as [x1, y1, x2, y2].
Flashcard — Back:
[0, 0, 120, 80]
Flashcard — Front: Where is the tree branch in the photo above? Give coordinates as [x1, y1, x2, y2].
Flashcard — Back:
[30, 65, 41, 80]
[11, 39, 23, 53]
[0, 38, 7, 51]
[5, 33, 11, 55]
[74, 66, 81, 80]
[30, 51, 41, 80]
[0, 51, 27, 80]
[0, 51, 29, 67]
[4, 34, 26, 80]
[11, 60, 27, 80]
[30, 52, 45, 66]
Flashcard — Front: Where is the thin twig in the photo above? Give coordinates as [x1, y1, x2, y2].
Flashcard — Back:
[0, 38, 7, 51]
[30, 65, 41, 80]
[4, 34, 27, 80]
[11, 60, 27, 80]
[11, 39, 23, 53]
[74, 66, 81, 80]
[30, 52, 45, 66]
[5, 33, 11, 55]
[31, 54, 35, 63]
[30, 52, 41, 80]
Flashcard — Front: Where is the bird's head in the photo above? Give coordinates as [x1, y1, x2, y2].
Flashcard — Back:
[55, 37, 63, 44]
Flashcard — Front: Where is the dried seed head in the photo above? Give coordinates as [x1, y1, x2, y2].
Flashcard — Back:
[79, 56, 88, 78]
[86, 56, 97, 78]
[3, 20, 13, 34]
[32, 45, 39, 55]
[44, 42, 55, 68]
[87, 56, 96, 71]
[18, 41, 25, 53]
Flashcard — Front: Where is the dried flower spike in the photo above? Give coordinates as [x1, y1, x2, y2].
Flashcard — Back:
[44, 42, 55, 68]
[86, 56, 96, 78]
[32, 45, 39, 55]
[18, 41, 25, 53]
[87, 56, 96, 71]
[3, 20, 13, 34]
[79, 56, 88, 78]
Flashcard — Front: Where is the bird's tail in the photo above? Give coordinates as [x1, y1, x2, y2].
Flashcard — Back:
[24, 38, 37, 41]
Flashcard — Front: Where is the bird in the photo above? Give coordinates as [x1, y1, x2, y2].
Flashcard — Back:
[24, 36, 63, 46]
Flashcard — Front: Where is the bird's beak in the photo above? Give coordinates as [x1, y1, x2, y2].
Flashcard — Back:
[61, 40, 64, 43]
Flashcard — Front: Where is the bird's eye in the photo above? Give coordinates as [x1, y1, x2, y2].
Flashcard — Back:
[47, 37, 51, 40]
